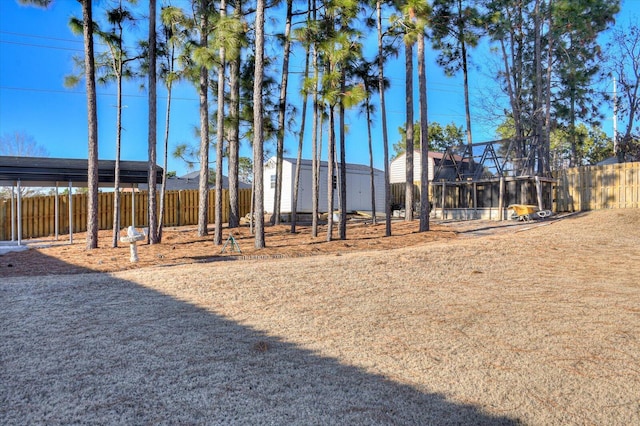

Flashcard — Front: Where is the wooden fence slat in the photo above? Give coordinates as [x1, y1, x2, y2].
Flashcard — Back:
[0, 200, 7, 240]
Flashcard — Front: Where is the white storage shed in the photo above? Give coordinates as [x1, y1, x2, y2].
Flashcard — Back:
[390, 150, 448, 183]
[263, 157, 385, 214]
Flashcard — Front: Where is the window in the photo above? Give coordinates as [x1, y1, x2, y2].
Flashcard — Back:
[332, 175, 337, 189]
[270, 174, 276, 189]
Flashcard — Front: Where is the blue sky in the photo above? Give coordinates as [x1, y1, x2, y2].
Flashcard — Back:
[0, 0, 636, 177]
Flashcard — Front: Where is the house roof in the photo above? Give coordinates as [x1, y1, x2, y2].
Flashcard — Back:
[596, 156, 620, 166]
[138, 170, 251, 191]
[0, 156, 162, 188]
[391, 150, 465, 163]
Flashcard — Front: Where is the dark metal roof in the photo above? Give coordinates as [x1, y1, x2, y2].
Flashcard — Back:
[0, 156, 163, 187]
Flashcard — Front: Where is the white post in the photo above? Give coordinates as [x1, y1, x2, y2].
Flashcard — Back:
[131, 187, 136, 228]
[16, 180, 22, 246]
[10, 185, 15, 242]
[68, 181, 73, 244]
[535, 176, 543, 211]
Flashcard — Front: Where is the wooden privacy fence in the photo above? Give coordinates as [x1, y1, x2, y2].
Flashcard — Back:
[0, 188, 252, 240]
[390, 182, 420, 209]
[390, 162, 640, 213]
[553, 162, 640, 211]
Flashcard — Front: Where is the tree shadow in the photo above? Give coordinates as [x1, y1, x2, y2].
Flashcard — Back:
[1, 253, 519, 425]
[0, 246, 100, 277]
[454, 211, 591, 236]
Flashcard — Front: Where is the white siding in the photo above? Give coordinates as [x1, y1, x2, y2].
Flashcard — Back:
[342, 166, 385, 212]
[263, 158, 277, 214]
[290, 161, 315, 213]
[264, 157, 385, 213]
[390, 151, 436, 183]
[284, 160, 294, 213]
[264, 159, 295, 214]
[389, 155, 405, 183]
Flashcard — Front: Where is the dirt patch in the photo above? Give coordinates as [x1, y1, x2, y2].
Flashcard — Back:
[0, 218, 459, 277]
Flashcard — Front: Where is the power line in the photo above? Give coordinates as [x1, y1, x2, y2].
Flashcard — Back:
[2, 31, 469, 96]
[0, 39, 83, 53]
[0, 82, 466, 106]
[0, 30, 140, 53]
[0, 30, 83, 44]
[0, 85, 199, 102]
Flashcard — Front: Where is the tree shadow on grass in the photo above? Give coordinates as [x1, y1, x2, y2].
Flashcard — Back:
[1, 253, 519, 425]
[453, 211, 592, 236]
[0, 247, 99, 277]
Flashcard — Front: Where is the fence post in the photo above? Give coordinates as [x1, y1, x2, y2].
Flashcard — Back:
[0, 199, 6, 241]
[472, 182, 477, 219]
[17, 180, 22, 245]
[10, 187, 15, 241]
[441, 181, 446, 220]
[498, 176, 505, 221]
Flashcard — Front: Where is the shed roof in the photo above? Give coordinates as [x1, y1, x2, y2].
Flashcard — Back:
[268, 157, 383, 174]
[0, 156, 163, 188]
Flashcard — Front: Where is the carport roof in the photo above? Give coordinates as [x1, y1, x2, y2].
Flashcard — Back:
[0, 156, 163, 187]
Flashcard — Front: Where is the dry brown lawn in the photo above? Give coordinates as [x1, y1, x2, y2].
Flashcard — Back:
[1, 210, 639, 424]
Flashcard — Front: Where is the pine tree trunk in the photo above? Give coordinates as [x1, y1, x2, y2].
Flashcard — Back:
[148, 0, 159, 244]
[214, 0, 227, 245]
[338, 69, 347, 240]
[197, 0, 210, 237]
[533, 0, 545, 175]
[365, 94, 376, 225]
[112, 65, 123, 248]
[326, 104, 335, 243]
[377, 0, 391, 237]
[311, 6, 320, 238]
[253, 0, 266, 248]
[83, 0, 99, 250]
[227, 1, 242, 229]
[311, 93, 320, 237]
[458, 0, 473, 160]
[417, 34, 429, 232]
[404, 42, 414, 222]
[544, 1, 553, 173]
